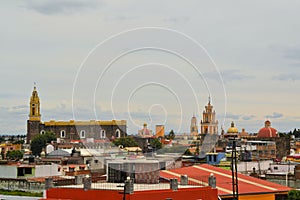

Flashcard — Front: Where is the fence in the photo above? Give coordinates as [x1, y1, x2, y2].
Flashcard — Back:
[0, 178, 45, 193]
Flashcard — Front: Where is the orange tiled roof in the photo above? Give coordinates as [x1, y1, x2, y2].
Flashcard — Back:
[160, 164, 291, 196]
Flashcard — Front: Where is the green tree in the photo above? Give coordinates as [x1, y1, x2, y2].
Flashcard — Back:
[150, 138, 162, 150]
[13, 140, 25, 144]
[112, 137, 138, 148]
[6, 150, 23, 160]
[30, 132, 56, 156]
[165, 130, 175, 140]
[184, 148, 193, 156]
[288, 190, 300, 200]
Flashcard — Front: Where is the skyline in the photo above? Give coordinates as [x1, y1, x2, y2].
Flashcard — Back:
[1, 1, 300, 134]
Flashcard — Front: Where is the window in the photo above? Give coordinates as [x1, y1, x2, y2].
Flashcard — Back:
[80, 130, 85, 138]
[60, 130, 66, 138]
[271, 150, 275, 155]
[94, 160, 98, 164]
[274, 166, 278, 170]
[40, 130, 45, 135]
[100, 130, 106, 138]
[116, 129, 121, 138]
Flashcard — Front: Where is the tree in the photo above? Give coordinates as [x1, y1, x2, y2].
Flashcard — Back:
[30, 132, 56, 156]
[288, 190, 300, 200]
[165, 130, 175, 140]
[150, 138, 162, 150]
[6, 150, 23, 160]
[184, 148, 193, 156]
[112, 137, 138, 148]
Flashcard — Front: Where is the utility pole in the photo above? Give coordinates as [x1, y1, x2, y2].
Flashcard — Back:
[231, 137, 239, 200]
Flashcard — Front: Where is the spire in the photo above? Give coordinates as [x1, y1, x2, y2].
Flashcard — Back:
[29, 84, 41, 121]
[231, 121, 235, 127]
[208, 95, 211, 105]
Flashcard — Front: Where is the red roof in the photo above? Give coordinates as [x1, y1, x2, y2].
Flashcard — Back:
[257, 120, 278, 138]
[258, 127, 278, 138]
[160, 164, 290, 196]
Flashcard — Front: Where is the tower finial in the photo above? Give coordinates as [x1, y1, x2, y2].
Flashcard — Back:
[34, 82, 37, 90]
[208, 95, 211, 105]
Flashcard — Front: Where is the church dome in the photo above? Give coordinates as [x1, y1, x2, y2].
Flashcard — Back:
[227, 121, 239, 133]
[239, 128, 249, 137]
[257, 120, 278, 138]
[138, 123, 153, 137]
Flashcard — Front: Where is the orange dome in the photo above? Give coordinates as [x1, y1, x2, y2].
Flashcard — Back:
[257, 120, 278, 138]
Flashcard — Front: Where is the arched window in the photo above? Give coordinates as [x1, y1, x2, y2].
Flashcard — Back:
[80, 130, 86, 138]
[40, 130, 45, 135]
[116, 129, 121, 138]
[205, 116, 209, 122]
[100, 130, 106, 139]
[60, 130, 66, 138]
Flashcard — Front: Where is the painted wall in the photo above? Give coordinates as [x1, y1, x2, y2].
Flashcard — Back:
[239, 193, 274, 200]
[0, 165, 17, 178]
[35, 164, 62, 177]
[237, 160, 273, 173]
[44, 187, 218, 200]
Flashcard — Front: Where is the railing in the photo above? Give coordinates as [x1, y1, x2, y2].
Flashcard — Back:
[0, 178, 45, 192]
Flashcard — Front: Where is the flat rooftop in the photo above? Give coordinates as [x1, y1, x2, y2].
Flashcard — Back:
[59, 182, 202, 191]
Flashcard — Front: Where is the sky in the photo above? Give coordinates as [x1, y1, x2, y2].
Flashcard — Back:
[0, 0, 300, 135]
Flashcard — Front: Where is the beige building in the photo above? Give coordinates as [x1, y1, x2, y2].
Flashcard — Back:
[200, 99, 218, 134]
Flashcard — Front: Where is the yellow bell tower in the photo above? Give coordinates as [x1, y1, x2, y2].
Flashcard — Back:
[200, 97, 218, 134]
[29, 85, 41, 121]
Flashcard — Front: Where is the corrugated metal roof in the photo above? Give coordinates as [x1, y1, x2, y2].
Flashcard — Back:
[160, 164, 291, 196]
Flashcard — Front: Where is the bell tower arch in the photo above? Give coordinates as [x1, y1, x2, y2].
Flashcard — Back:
[27, 84, 42, 143]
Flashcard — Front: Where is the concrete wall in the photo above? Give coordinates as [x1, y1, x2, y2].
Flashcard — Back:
[237, 160, 273, 173]
[269, 163, 295, 173]
[0, 165, 17, 178]
[35, 164, 62, 177]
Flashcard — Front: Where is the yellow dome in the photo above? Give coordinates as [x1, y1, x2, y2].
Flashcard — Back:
[227, 121, 239, 133]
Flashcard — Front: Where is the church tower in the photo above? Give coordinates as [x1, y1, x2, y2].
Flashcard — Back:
[200, 98, 218, 134]
[29, 86, 41, 121]
[190, 114, 198, 136]
[27, 85, 41, 143]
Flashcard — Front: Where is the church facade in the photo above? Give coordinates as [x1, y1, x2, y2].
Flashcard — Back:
[26, 86, 127, 143]
[200, 99, 218, 134]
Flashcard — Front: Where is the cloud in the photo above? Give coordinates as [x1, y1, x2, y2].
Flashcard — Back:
[272, 73, 300, 81]
[163, 17, 190, 23]
[224, 112, 241, 120]
[0, 105, 28, 134]
[242, 115, 256, 120]
[203, 69, 252, 83]
[104, 15, 138, 21]
[284, 46, 300, 61]
[24, 0, 102, 15]
[265, 112, 283, 119]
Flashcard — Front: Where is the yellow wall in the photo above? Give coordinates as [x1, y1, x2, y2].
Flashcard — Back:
[239, 194, 274, 200]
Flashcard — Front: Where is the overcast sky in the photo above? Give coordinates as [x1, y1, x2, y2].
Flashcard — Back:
[1, 0, 300, 134]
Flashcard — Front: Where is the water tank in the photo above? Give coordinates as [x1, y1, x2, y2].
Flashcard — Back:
[180, 175, 188, 185]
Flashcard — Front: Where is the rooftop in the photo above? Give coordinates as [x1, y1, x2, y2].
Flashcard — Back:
[160, 164, 291, 196]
